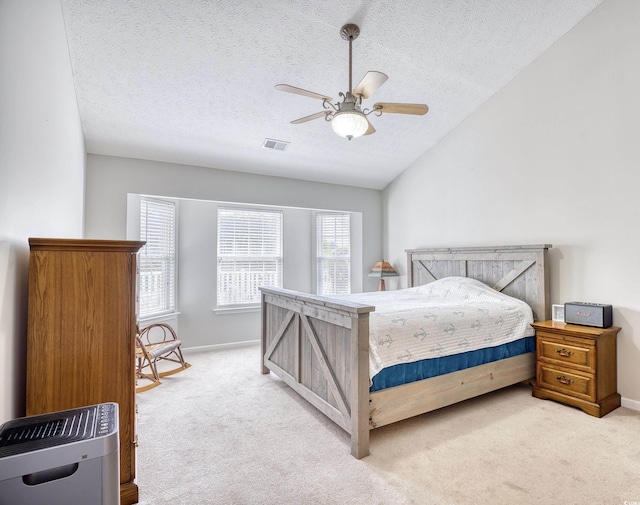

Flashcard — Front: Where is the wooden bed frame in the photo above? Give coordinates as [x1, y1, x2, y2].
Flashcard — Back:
[260, 245, 551, 458]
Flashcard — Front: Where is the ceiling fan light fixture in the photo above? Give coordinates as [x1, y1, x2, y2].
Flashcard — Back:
[331, 110, 368, 140]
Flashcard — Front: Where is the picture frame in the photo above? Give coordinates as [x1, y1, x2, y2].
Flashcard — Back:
[552, 304, 565, 322]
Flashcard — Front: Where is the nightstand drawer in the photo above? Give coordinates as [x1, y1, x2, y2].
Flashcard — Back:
[537, 363, 595, 401]
[537, 333, 595, 372]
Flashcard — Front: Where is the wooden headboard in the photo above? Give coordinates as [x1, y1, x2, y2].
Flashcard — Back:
[406, 244, 551, 322]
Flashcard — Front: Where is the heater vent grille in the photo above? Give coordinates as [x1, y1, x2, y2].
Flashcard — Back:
[262, 138, 289, 151]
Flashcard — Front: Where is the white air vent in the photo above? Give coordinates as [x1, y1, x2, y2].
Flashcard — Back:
[262, 138, 289, 151]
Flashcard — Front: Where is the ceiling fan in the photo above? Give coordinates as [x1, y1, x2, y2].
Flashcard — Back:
[275, 23, 429, 140]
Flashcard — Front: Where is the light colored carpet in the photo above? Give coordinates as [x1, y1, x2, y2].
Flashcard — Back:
[136, 345, 640, 505]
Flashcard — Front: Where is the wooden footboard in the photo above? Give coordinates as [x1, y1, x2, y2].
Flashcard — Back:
[261, 288, 374, 458]
[261, 287, 534, 458]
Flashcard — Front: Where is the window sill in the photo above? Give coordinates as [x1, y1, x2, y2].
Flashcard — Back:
[139, 312, 181, 324]
[213, 305, 260, 315]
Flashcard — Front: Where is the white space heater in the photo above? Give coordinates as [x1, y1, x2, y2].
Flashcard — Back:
[0, 402, 120, 505]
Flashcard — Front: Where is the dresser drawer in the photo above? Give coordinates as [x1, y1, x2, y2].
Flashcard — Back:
[537, 332, 595, 372]
[537, 363, 595, 402]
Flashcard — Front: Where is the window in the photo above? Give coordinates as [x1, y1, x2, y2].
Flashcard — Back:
[316, 213, 350, 295]
[139, 197, 177, 318]
[217, 207, 283, 307]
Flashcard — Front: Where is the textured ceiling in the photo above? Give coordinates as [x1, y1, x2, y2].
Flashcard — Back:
[60, 0, 604, 189]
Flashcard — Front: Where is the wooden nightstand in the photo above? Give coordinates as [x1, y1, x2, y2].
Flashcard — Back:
[531, 320, 621, 417]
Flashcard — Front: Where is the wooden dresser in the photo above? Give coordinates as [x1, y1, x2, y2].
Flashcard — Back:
[531, 320, 621, 417]
[26, 238, 145, 505]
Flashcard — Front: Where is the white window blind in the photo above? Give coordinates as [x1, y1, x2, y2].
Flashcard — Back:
[217, 208, 283, 307]
[139, 198, 177, 318]
[316, 213, 351, 295]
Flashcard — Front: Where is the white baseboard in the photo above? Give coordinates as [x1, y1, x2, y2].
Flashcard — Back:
[182, 339, 259, 354]
[621, 396, 640, 412]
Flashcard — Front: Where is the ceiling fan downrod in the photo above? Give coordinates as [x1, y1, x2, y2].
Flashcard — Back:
[340, 24, 360, 97]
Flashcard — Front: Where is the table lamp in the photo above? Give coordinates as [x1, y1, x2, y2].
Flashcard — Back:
[368, 260, 398, 291]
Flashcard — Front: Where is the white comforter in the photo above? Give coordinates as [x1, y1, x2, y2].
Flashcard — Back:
[335, 276, 534, 382]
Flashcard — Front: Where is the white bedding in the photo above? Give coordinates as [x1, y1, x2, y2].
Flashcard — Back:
[335, 276, 534, 382]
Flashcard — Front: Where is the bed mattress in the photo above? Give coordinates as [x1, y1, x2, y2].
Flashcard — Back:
[336, 276, 535, 389]
[369, 336, 535, 391]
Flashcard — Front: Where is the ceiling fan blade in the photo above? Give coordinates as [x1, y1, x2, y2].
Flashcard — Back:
[364, 119, 376, 136]
[373, 102, 429, 115]
[290, 111, 330, 124]
[275, 84, 332, 102]
[353, 71, 388, 99]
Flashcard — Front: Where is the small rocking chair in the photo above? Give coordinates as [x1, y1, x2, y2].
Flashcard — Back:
[135, 323, 191, 392]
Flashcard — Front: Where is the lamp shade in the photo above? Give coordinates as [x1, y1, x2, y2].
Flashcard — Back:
[368, 261, 398, 278]
[331, 110, 369, 139]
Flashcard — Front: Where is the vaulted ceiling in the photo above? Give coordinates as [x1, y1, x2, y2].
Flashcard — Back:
[60, 0, 603, 189]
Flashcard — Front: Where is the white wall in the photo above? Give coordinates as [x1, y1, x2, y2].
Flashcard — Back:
[85, 154, 382, 347]
[383, 0, 640, 407]
[0, 0, 86, 423]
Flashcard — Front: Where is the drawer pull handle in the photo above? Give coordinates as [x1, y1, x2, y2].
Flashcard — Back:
[555, 375, 574, 385]
[556, 348, 574, 357]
